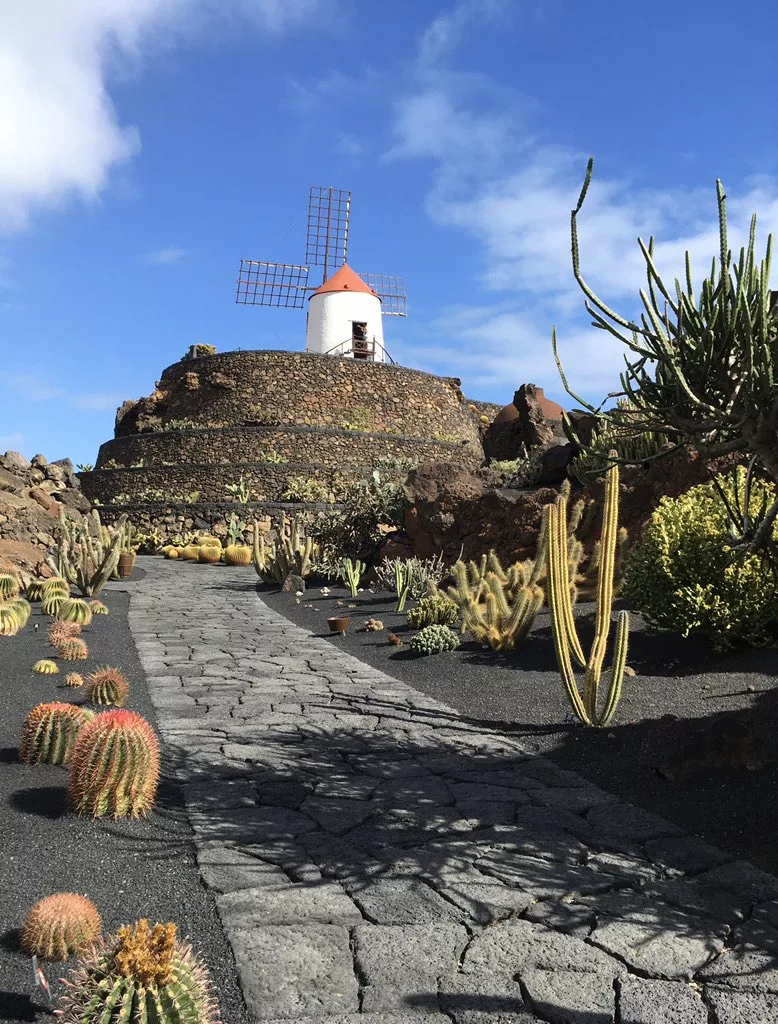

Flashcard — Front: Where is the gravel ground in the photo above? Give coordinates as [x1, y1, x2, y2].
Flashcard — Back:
[0, 576, 251, 1024]
[261, 578, 778, 876]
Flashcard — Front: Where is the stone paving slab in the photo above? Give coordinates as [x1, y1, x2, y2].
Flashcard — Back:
[127, 561, 778, 1023]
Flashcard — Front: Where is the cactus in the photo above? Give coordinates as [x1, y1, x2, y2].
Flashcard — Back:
[0, 570, 20, 599]
[83, 667, 129, 707]
[9, 597, 31, 627]
[42, 576, 70, 596]
[65, 672, 85, 688]
[33, 659, 59, 675]
[57, 637, 90, 661]
[223, 544, 252, 566]
[56, 597, 94, 626]
[180, 544, 201, 561]
[198, 546, 221, 564]
[227, 512, 247, 546]
[393, 561, 413, 613]
[0, 602, 21, 636]
[21, 893, 102, 961]
[253, 513, 319, 585]
[197, 535, 222, 549]
[362, 618, 384, 631]
[41, 592, 65, 616]
[49, 620, 82, 647]
[407, 594, 459, 629]
[67, 710, 159, 818]
[164, 547, 181, 559]
[340, 557, 366, 598]
[89, 599, 110, 615]
[26, 579, 50, 601]
[51, 510, 127, 596]
[20, 702, 95, 765]
[409, 624, 461, 655]
[55, 919, 219, 1023]
[547, 456, 629, 727]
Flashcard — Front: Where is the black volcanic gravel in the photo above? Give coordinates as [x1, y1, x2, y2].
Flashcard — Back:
[262, 579, 778, 876]
[0, 580, 251, 1024]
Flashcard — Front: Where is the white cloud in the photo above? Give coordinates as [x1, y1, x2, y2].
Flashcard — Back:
[418, 0, 507, 68]
[0, 0, 323, 233]
[4, 374, 123, 412]
[144, 246, 190, 265]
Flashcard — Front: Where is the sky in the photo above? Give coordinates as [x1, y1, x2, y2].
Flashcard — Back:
[1, 0, 777, 465]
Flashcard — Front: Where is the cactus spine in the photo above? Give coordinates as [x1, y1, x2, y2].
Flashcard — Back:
[547, 456, 629, 727]
[55, 919, 219, 1023]
[65, 672, 85, 688]
[340, 557, 366, 598]
[20, 702, 95, 765]
[67, 710, 159, 818]
[21, 893, 102, 961]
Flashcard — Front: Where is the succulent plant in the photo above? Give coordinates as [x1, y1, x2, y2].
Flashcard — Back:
[409, 624, 461, 655]
[57, 637, 90, 661]
[21, 893, 102, 961]
[387, 632, 403, 646]
[89, 599, 110, 615]
[56, 597, 94, 626]
[55, 919, 219, 1023]
[20, 702, 95, 765]
[41, 592, 66, 616]
[65, 672, 85, 688]
[163, 547, 181, 559]
[407, 594, 459, 629]
[49, 620, 82, 646]
[197, 535, 222, 549]
[197, 546, 221, 564]
[7, 597, 31, 628]
[180, 544, 201, 561]
[33, 659, 59, 675]
[0, 602, 21, 636]
[362, 618, 384, 631]
[41, 576, 70, 597]
[83, 667, 129, 707]
[0, 570, 20, 599]
[223, 544, 252, 566]
[67, 710, 160, 818]
[26, 579, 49, 601]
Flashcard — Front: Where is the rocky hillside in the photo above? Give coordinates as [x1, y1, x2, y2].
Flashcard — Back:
[0, 451, 90, 575]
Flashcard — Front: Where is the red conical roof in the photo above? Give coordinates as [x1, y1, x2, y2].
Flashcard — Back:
[311, 264, 378, 298]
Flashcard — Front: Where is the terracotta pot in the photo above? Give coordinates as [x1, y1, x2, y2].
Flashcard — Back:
[327, 615, 350, 635]
[117, 552, 136, 579]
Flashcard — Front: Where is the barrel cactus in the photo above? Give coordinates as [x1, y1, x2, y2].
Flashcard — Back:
[65, 672, 85, 688]
[89, 599, 110, 615]
[0, 602, 21, 636]
[67, 710, 159, 818]
[55, 919, 218, 1023]
[180, 545, 200, 561]
[41, 592, 65, 616]
[21, 893, 102, 961]
[197, 546, 221, 564]
[26, 579, 49, 601]
[0, 570, 20, 599]
[83, 667, 129, 707]
[224, 545, 252, 566]
[409, 624, 461, 655]
[407, 594, 459, 629]
[57, 597, 94, 626]
[58, 637, 90, 661]
[20, 702, 95, 765]
[33, 659, 59, 675]
[42, 576, 70, 597]
[49, 620, 82, 647]
[9, 597, 31, 627]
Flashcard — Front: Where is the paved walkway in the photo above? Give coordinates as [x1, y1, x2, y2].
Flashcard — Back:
[128, 560, 778, 1024]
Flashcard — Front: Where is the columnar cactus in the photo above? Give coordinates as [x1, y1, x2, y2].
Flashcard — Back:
[67, 710, 159, 818]
[33, 659, 59, 675]
[20, 702, 95, 765]
[21, 893, 102, 961]
[57, 637, 90, 661]
[55, 919, 219, 1023]
[83, 667, 129, 707]
[56, 597, 94, 626]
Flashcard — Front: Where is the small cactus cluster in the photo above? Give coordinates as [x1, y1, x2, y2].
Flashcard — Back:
[409, 624, 461, 655]
[57, 637, 90, 661]
[33, 659, 59, 675]
[83, 667, 129, 707]
[56, 597, 93, 625]
[41, 591, 65, 616]
[21, 893, 102, 961]
[55, 919, 219, 1023]
[407, 594, 459, 629]
[20, 702, 95, 765]
[67, 710, 159, 818]
[361, 618, 384, 632]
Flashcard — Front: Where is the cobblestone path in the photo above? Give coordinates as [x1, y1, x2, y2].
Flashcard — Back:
[128, 560, 778, 1024]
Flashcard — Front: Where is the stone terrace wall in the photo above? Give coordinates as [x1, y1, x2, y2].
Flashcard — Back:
[95, 424, 476, 472]
[143, 350, 483, 444]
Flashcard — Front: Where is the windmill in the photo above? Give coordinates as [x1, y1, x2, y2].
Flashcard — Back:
[236, 186, 406, 363]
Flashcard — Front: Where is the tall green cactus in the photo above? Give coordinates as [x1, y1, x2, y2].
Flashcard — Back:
[547, 457, 629, 727]
[340, 557, 366, 598]
[51, 510, 128, 596]
[253, 513, 319, 585]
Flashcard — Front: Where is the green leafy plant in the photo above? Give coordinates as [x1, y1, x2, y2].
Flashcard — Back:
[407, 593, 459, 629]
[569, 398, 670, 484]
[21, 893, 101, 962]
[480, 446, 545, 488]
[76, 463, 94, 473]
[183, 343, 217, 359]
[55, 919, 218, 1023]
[548, 458, 628, 727]
[227, 512, 247, 546]
[226, 472, 254, 504]
[280, 475, 332, 503]
[340, 557, 366, 598]
[623, 465, 778, 649]
[67, 710, 159, 818]
[20, 702, 95, 765]
[256, 448, 289, 464]
[409, 624, 461, 655]
[374, 553, 447, 600]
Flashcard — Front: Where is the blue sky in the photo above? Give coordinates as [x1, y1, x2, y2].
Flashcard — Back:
[1, 0, 776, 465]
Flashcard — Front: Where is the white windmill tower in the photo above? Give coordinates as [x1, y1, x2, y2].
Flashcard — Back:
[236, 186, 407, 363]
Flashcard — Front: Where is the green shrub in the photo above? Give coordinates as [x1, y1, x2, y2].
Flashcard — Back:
[623, 466, 778, 649]
[479, 446, 544, 488]
[407, 593, 459, 628]
[281, 476, 333, 502]
[409, 624, 460, 655]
